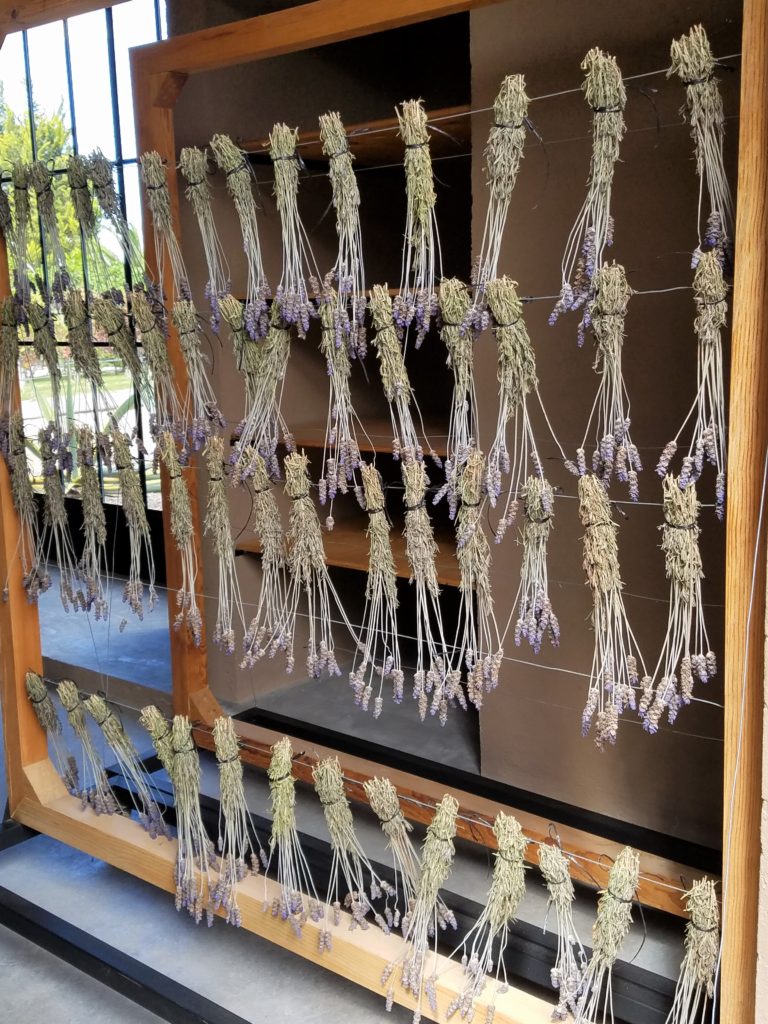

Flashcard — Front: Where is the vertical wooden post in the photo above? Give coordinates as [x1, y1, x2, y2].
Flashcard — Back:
[722, 1, 768, 1020]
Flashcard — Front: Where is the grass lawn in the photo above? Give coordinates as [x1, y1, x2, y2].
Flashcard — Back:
[20, 367, 135, 402]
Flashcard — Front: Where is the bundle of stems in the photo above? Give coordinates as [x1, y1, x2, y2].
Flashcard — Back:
[63, 288, 102, 395]
[538, 842, 587, 1020]
[25, 671, 79, 796]
[665, 878, 719, 1024]
[669, 25, 733, 252]
[454, 449, 502, 708]
[171, 297, 224, 449]
[269, 122, 320, 337]
[573, 262, 641, 500]
[210, 133, 270, 340]
[67, 155, 108, 290]
[138, 704, 174, 776]
[445, 813, 528, 1022]
[512, 476, 560, 653]
[27, 300, 63, 427]
[139, 150, 190, 298]
[382, 794, 459, 1021]
[656, 249, 727, 518]
[91, 293, 151, 407]
[84, 693, 167, 837]
[203, 434, 245, 654]
[158, 430, 202, 645]
[642, 477, 714, 732]
[0, 183, 9, 248]
[111, 426, 157, 621]
[131, 285, 182, 433]
[363, 776, 455, 935]
[211, 715, 267, 927]
[264, 736, 322, 935]
[574, 847, 639, 1024]
[56, 678, 118, 814]
[578, 473, 649, 747]
[219, 293, 261, 424]
[349, 463, 404, 716]
[10, 161, 32, 305]
[473, 75, 530, 299]
[6, 412, 49, 602]
[239, 447, 290, 669]
[29, 160, 71, 303]
[312, 756, 392, 950]
[170, 714, 217, 923]
[0, 296, 19, 448]
[75, 426, 109, 620]
[319, 111, 367, 358]
[393, 100, 441, 348]
[179, 146, 230, 330]
[552, 49, 625, 338]
[88, 149, 146, 278]
[39, 423, 86, 612]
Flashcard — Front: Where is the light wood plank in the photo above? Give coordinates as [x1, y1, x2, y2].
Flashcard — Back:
[0, 0, 126, 35]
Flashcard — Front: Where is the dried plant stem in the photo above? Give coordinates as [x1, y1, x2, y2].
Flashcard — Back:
[27, 301, 63, 425]
[111, 427, 157, 621]
[512, 476, 560, 653]
[158, 430, 202, 645]
[665, 878, 719, 1024]
[138, 705, 175, 776]
[139, 150, 190, 297]
[67, 155, 108, 290]
[56, 678, 118, 813]
[131, 286, 181, 432]
[91, 294, 150, 406]
[39, 423, 85, 612]
[179, 146, 230, 329]
[204, 435, 245, 653]
[171, 297, 223, 447]
[0, 296, 19, 443]
[219, 293, 260, 421]
[63, 288, 102, 393]
[76, 426, 109, 620]
[10, 162, 32, 304]
[88, 149, 146, 276]
[578, 473, 648, 747]
[539, 843, 587, 1020]
[6, 412, 49, 602]
[25, 671, 79, 795]
[30, 160, 70, 299]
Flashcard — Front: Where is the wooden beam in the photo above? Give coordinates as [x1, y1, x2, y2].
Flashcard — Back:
[721, 1, 768, 1020]
[0, 0, 127, 35]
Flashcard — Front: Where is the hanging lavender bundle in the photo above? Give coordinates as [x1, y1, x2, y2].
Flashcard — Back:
[0, 183, 9, 249]
[203, 434, 245, 654]
[436, 278, 476, 516]
[219, 293, 260, 424]
[10, 162, 32, 305]
[138, 704, 174, 775]
[75, 426, 109, 620]
[552, 49, 625, 337]
[6, 413, 49, 602]
[0, 296, 19, 448]
[657, 250, 727, 518]
[29, 160, 71, 303]
[312, 757, 392, 950]
[393, 100, 440, 348]
[455, 449, 502, 709]
[264, 736, 322, 935]
[578, 473, 649, 747]
[83, 693, 167, 837]
[473, 75, 529, 299]
[210, 133, 270, 340]
[211, 715, 267, 927]
[665, 878, 719, 1024]
[39, 423, 86, 612]
[66, 155, 100, 276]
[25, 671, 79, 795]
[111, 427, 157, 622]
[27, 300, 63, 426]
[131, 285, 182, 434]
[349, 463, 404, 717]
[445, 814, 528, 1023]
[91, 293, 151, 407]
[513, 476, 560, 653]
[382, 794, 459, 1020]
[572, 262, 641, 499]
[539, 842, 587, 1020]
[319, 111, 366, 358]
[158, 430, 202, 645]
[669, 25, 733, 252]
[139, 150, 189, 295]
[63, 288, 102, 395]
[88, 150, 146, 278]
[179, 146, 230, 330]
[56, 678, 119, 814]
[363, 776, 455, 935]
[574, 847, 639, 1024]
[641, 477, 714, 732]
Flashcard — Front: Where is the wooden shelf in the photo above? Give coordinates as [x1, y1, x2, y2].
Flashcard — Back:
[241, 104, 471, 167]
[288, 418, 449, 457]
[237, 517, 460, 588]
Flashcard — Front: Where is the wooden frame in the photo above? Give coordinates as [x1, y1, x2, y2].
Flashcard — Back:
[1, 0, 766, 1020]
[0, 1, 128, 38]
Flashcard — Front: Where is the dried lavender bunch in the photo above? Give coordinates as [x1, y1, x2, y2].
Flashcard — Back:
[552, 49, 625, 336]
[29, 160, 70, 302]
[264, 737, 322, 935]
[574, 262, 641, 499]
[76, 426, 109, 620]
[319, 111, 366, 358]
[170, 714, 217, 923]
[0, 183, 9, 247]
[269, 122, 319, 337]
[210, 133, 270, 340]
[350, 463, 403, 716]
[39, 423, 86, 612]
[0, 296, 19, 448]
[474, 75, 529, 297]
[382, 794, 459, 1021]
[219, 293, 260, 421]
[111, 426, 157, 622]
[665, 878, 719, 1024]
[312, 757, 392, 951]
[455, 449, 502, 708]
[138, 704, 174, 776]
[179, 146, 230, 330]
[158, 430, 202, 645]
[513, 476, 560, 653]
[656, 250, 727, 518]
[211, 715, 267, 927]
[10, 161, 32, 305]
[445, 814, 528, 1022]
[63, 288, 102, 391]
[203, 435, 244, 654]
[25, 671, 79, 795]
[56, 678, 118, 814]
[91, 293, 151, 406]
[6, 413, 49, 602]
[68, 154, 114, 296]
[363, 776, 455, 935]
[84, 693, 167, 837]
[171, 298, 224, 448]
[578, 473, 649, 747]
[574, 847, 639, 1024]
[642, 477, 714, 732]
[88, 149, 145, 276]
[239, 447, 291, 669]
[669, 25, 733, 252]
[393, 100, 440, 348]
[27, 301, 63, 425]
[139, 150, 190, 297]
[402, 456, 462, 722]
[131, 286, 182, 434]
[539, 843, 587, 1020]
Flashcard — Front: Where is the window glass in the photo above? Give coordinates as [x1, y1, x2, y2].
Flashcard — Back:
[67, 10, 115, 161]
